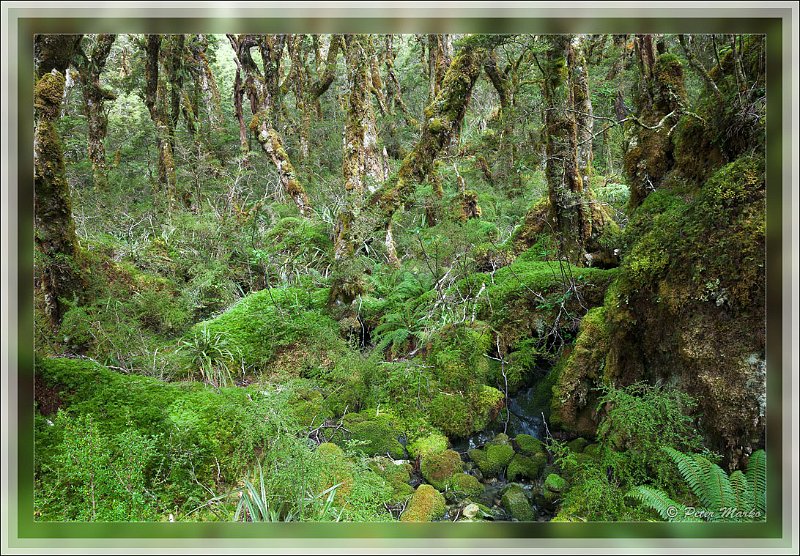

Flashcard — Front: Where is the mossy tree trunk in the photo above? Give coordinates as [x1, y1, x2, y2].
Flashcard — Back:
[571, 36, 594, 188]
[144, 35, 178, 198]
[75, 34, 116, 191]
[427, 34, 453, 103]
[330, 35, 387, 305]
[228, 34, 312, 216]
[34, 34, 84, 325]
[299, 34, 342, 160]
[623, 37, 687, 209]
[542, 34, 589, 265]
[368, 35, 504, 265]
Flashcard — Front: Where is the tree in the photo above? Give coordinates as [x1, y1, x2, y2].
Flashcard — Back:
[368, 34, 505, 266]
[75, 34, 116, 190]
[228, 34, 311, 215]
[623, 34, 687, 209]
[330, 34, 387, 305]
[34, 34, 84, 325]
[542, 34, 589, 265]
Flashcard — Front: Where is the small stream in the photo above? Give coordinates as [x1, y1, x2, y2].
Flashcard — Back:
[451, 386, 545, 453]
[443, 385, 551, 522]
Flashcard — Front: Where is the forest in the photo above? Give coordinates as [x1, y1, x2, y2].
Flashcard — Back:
[33, 32, 767, 523]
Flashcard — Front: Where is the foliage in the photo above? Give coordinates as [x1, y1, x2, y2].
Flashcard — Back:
[627, 448, 766, 522]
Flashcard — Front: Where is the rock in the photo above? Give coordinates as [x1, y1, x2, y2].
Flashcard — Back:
[567, 437, 589, 453]
[506, 453, 546, 481]
[407, 432, 449, 459]
[514, 434, 546, 457]
[544, 473, 567, 493]
[400, 484, 446, 522]
[421, 449, 463, 490]
[446, 472, 484, 500]
[462, 503, 480, 519]
[468, 436, 515, 477]
[501, 484, 535, 521]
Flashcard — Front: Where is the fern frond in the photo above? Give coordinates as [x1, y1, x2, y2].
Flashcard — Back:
[696, 455, 736, 513]
[626, 486, 695, 521]
[745, 450, 766, 515]
[729, 470, 752, 514]
[664, 447, 705, 501]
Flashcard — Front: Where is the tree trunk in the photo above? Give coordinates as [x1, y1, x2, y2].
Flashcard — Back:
[34, 34, 84, 325]
[624, 37, 687, 209]
[228, 34, 313, 215]
[571, 36, 594, 189]
[330, 35, 386, 304]
[543, 35, 588, 265]
[76, 34, 116, 191]
[144, 35, 177, 197]
[369, 35, 504, 264]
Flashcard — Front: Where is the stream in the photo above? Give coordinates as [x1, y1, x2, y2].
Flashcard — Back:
[444, 386, 551, 522]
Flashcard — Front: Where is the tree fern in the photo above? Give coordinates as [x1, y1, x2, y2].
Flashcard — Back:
[628, 448, 766, 522]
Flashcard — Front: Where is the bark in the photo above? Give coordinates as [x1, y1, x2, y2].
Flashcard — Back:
[427, 34, 453, 102]
[543, 35, 588, 265]
[34, 34, 84, 325]
[623, 42, 687, 209]
[144, 35, 177, 196]
[76, 34, 116, 190]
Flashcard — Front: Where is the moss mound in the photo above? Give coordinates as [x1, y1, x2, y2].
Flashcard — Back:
[400, 484, 446, 522]
[501, 484, 535, 521]
[420, 449, 463, 490]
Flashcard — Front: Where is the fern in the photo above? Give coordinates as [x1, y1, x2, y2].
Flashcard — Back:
[628, 449, 766, 522]
[626, 486, 698, 522]
[745, 449, 766, 514]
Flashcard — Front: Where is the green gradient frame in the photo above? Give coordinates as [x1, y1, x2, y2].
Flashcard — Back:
[6, 5, 794, 551]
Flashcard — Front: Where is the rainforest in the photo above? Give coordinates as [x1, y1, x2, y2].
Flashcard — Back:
[33, 32, 767, 523]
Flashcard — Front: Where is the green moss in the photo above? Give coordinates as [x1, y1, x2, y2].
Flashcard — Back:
[446, 473, 484, 500]
[420, 449, 463, 490]
[186, 286, 345, 376]
[507, 453, 546, 481]
[400, 484, 446, 522]
[407, 432, 449, 459]
[514, 434, 546, 458]
[369, 457, 414, 503]
[544, 473, 567, 493]
[316, 442, 344, 459]
[334, 411, 405, 459]
[501, 484, 535, 521]
[427, 321, 491, 392]
[567, 437, 589, 454]
[551, 306, 611, 435]
[468, 437, 515, 477]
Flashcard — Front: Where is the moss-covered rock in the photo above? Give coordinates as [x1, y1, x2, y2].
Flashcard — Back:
[407, 432, 449, 459]
[369, 457, 414, 503]
[468, 436, 515, 477]
[501, 483, 535, 521]
[185, 286, 347, 377]
[400, 484, 446, 522]
[567, 437, 589, 454]
[446, 473, 484, 500]
[333, 411, 405, 459]
[506, 453, 546, 481]
[514, 434, 546, 458]
[420, 449, 463, 490]
[543, 473, 568, 505]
